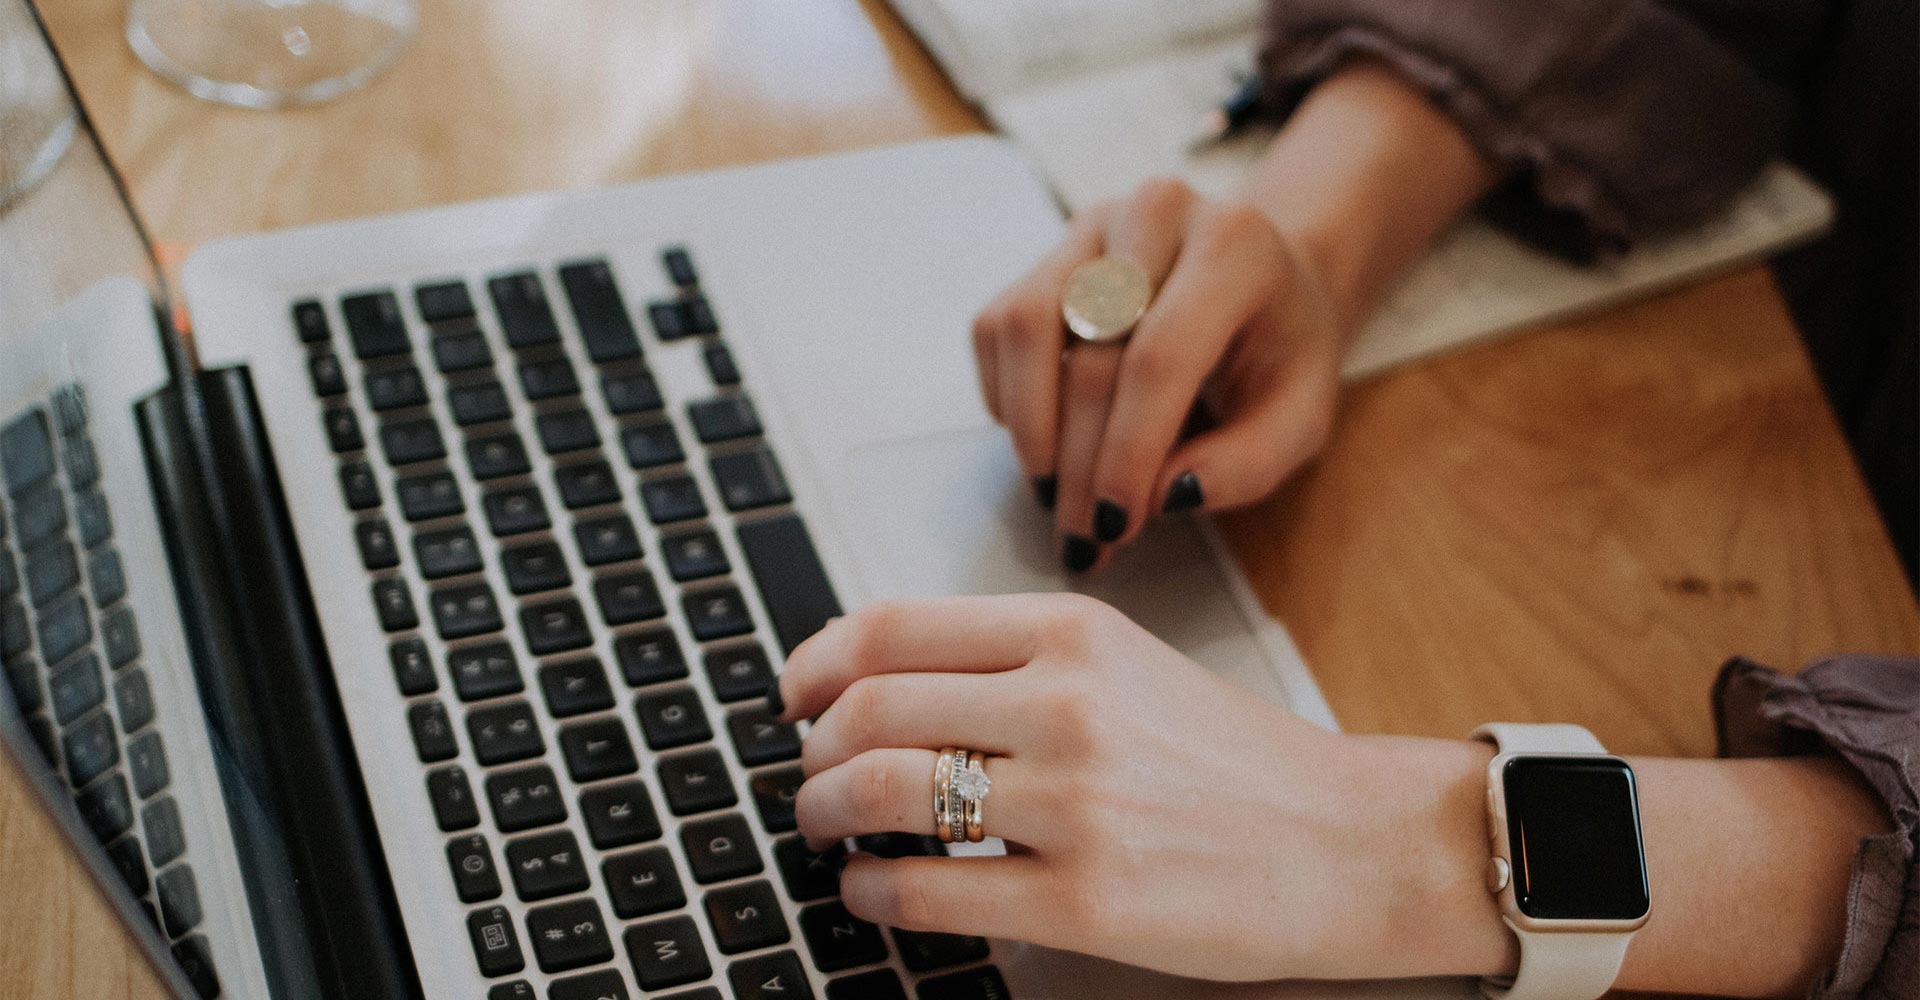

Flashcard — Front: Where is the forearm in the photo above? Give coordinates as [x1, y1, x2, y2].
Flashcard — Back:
[1239, 58, 1499, 339]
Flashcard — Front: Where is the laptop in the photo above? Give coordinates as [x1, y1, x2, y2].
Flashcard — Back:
[2, 5, 1463, 998]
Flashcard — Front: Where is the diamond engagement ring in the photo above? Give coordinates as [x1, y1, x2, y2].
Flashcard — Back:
[934, 747, 993, 844]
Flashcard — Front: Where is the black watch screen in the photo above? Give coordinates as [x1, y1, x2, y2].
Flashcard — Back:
[1503, 756, 1650, 920]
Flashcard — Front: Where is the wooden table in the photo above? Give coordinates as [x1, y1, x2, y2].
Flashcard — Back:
[10, 1, 1918, 997]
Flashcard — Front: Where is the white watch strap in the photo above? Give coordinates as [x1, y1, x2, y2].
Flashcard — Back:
[1473, 723, 1634, 1000]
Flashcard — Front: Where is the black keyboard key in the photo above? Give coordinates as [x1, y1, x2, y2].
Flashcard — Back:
[827, 970, 906, 1000]
[127, 730, 170, 798]
[685, 296, 719, 336]
[519, 358, 580, 401]
[750, 766, 802, 833]
[594, 571, 663, 626]
[682, 813, 762, 884]
[506, 829, 590, 902]
[502, 541, 571, 595]
[613, 628, 686, 687]
[339, 462, 381, 510]
[38, 592, 90, 669]
[1, 548, 21, 598]
[581, 782, 662, 850]
[602, 371, 662, 415]
[602, 846, 684, 920]
[893, 930, 989, 973]
[416, 525, 484, 578]
[527, 897, 614, 973]
[172, 934, 221, 999]
[1, 599, 28, 663]
[774, 836, 843, 903]
[4, 655, 38, 711]
[468, 434, 532, 480]
[25, 538, 77, 606]
[469, 904, 527, 977]
[711, 448, 792, 512]
[428, 765, 481, 831]
[704, 643, 772, 703]
[551, 970, 630, 1000]
[450, 641, 523, 700]
[143, 796, 185, 866]
[541, 656, 614, 717]
[490, 272, 562, 349]
[916, 967, 1010, 1000]
[373, 579, 420, 632]
[447, 833, 503, 902]
[737, 514, 843, 655]
[658, 748, 736, 816]
[683, 587, 752, 642]
[621, 420, 684, 469]
[62, 439, 99, 492]
[640, 475, 706, 524]
[559, 716, 638, 782]
[48, 651, 103, 725]
[433, 329, 494, 374]
[433, 582, 504, 640]
[560, 260, 643, 363]
[88, 549, 125, 607]
[688, 397, 761, 444]
[625, 915, 711, 991]
[381, 418, 447, 465]
[356, 520, 401, 570]
[647, 301, 692, 341]
[341, 291, 411, 359]
[292, 299, 331, 344]
[416, 280, 476, 323]
[107, 835, 150, 895]
[484, 486, 549, 536]
[489, 982, 535, 1000]
[854, 833, 943, 860]
[662, 247, 699, 288]
[77, 772, 134, 840]
[72, 490, 110, 550]
[801, 901, 887, 972]
[728, 952, 811, 1000]
[574, 516, 642, 566]
[451, 381, 514, 426]
[1, 410, 54, 495]
[113, 668, 154, 731]
[487, 764, 568, 832]
[555, 461, 621, 509]
[25, 715, 58, 765]
[635, 688, 711, 751]
[521, 598, 593, 655]
[707, 880, 789, 954]
[409, 701, 458, 762]
[101, 604, 139, 669]
[13, 487, 63, 550]
[157, 863, 204, 936]
[537, 410, 600, 455]
[65, 706, 119, 783]
[663, 529, 730, 582]
[395, 641, 443, 694]
[704, 342, 740, 386]
[729, 708, 801, 767]
[310, 353, 348, 397]
[365, 366, 429, 410]
[398, 472, 466, 521]
[324, 407, 364, 453]
[468, 701, 545, 765]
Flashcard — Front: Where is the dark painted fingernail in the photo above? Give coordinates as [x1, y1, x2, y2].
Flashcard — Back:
[1031, 475, 1057, 510]
[765, 678, 786, 719]
[1163, 471, 1204, 514]
[1062, 535, 1098, 573]
[1093, 499, 1128, 542]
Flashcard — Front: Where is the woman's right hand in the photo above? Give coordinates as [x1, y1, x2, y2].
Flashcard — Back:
[970, 177, 1348, 572]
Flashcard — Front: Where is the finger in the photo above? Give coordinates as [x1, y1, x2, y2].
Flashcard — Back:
[775, 595, 1082, 722]
[800, 672, 1037, 777]
[996, 208, 1110, 488]
[839, 853, 1052, 943]
[1155, 357, 1336, 513]
[970, 303, 1004, 424]
[796, 748, 1051, 848]
[1091, 205, 1282, 546]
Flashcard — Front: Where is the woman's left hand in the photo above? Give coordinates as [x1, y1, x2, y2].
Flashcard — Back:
[772, 594, 1506, 982]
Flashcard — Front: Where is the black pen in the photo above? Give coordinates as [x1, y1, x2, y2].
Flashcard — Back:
[1190, 74, 1265, 151]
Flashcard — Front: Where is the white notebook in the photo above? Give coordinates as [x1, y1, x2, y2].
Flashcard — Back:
[891, 0, 1834, 378]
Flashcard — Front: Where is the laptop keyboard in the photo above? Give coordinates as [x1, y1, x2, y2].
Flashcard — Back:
[0, 388, 222, 998]
[298, 248, 1008, 1000]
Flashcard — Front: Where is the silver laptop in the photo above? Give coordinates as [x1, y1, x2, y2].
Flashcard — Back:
[3, 6, 1466, 998]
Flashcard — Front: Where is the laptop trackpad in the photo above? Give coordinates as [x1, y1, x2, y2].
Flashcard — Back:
[837, 426, 1290, 705]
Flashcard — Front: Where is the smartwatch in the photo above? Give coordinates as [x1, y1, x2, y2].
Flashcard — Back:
[1472, 723, 1650, 1000]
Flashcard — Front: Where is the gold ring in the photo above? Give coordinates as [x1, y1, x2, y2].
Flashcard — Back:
[933, 748, 957, 843]
[933, 747, 993, 843]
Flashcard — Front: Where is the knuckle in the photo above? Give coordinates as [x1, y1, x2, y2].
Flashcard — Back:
[843, 603, 902, 665]
[1005, 295, 1058, 348]
[1129, 175, 1194, 223]
[1195, 202, 1272, 257]
[848, 753, 900, 819]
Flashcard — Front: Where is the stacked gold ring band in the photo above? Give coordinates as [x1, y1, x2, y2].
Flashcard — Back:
[933, 747, 991, 843]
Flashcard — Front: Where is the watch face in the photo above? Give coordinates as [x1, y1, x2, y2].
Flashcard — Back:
[1503, 756, 1650, 921]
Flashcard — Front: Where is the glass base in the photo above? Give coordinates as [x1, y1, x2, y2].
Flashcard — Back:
[126, 1, 414, 110]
